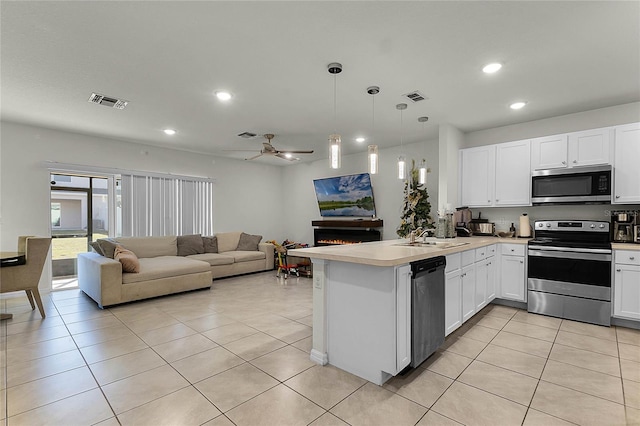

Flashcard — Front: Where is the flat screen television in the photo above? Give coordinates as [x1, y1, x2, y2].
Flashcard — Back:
[313, 173, 376, 217]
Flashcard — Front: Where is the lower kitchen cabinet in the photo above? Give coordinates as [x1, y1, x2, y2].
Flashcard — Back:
[499, 244, 527, 302]
[461, 264, 476, 323]
[613, 250, 640, 321]
[445, 268, 462, 336]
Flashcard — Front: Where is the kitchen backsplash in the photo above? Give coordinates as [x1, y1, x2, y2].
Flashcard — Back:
[472, 204, 640, 234]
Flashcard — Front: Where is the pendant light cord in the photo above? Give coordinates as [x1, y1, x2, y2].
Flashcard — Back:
[333, 75, 337, 133]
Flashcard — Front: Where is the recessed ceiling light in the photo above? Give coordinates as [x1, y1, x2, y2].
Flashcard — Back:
[284, 153, 293, 159]
[215, 91, 232, 101]
[482, 63, 502, 74]
[356, 137, 366, 143]
[510, 101, 527, 110]
[163, 129, 176, 135]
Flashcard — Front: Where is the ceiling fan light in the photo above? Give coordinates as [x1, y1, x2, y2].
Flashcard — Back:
[284, 153, 292, 159]
[368, 145, 378, 175]
[329, 134, 341, 169]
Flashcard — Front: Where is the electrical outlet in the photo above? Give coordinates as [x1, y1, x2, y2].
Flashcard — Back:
[313, 274, 322, 289]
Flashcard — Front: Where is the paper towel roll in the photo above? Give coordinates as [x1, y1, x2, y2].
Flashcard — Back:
[519, 214, 531, 237]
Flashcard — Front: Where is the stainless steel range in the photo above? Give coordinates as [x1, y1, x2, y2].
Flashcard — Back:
[527, 220, 612, 326]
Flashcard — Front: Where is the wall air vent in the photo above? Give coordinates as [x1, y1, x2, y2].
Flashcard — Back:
[88, 93, 129, 109]
[403, 91, 428, 103]
[237, 132, 258, 139]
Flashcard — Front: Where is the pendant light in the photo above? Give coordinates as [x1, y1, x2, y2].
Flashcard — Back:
[328, 62, 342, 169]
[396, 103, 407, 180]
[367, 86, 380, 174]
[418, 116, 429, 185]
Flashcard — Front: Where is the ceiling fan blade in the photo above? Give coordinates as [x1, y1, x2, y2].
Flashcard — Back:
[245, 153, 264, 161]
[281, 150, 314, 154]
[275, 153, 297, 161]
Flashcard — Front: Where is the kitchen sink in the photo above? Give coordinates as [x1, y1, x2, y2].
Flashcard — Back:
[394, 241, 470, 249]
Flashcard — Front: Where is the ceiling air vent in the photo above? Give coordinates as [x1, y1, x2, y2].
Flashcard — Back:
[403, 91, 427, 103]
[237, 132, 258, 139]
[88, 93, 129, 109]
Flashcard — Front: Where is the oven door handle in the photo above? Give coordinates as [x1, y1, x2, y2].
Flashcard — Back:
[528, 249, 611, 262]
[528, 245, 611, 254]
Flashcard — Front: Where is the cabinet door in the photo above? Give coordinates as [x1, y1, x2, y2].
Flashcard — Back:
[568, 127, 612, 167]
[531, 134, 568, 170]
[613, 264, 640, 320]
[462, 264, 476, 322]
[486, 257, 497, 302]
[475, 261, 487, 311]
[495, 140, 531, 206]
[613, 123, 640, 204]
[396, 265, 412, 372]
[460, 145, 496, 207]
[445, 270, 462, 336]
[500, 255, 526, 301]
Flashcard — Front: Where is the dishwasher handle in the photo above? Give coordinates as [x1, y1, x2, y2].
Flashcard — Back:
[411, 256, 446, 277]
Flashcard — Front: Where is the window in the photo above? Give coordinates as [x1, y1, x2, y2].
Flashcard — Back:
[120, 174, 214, 236]
[51, 202, 61, 228]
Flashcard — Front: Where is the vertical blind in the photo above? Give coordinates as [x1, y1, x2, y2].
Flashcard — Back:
[121, 174, 214, 237]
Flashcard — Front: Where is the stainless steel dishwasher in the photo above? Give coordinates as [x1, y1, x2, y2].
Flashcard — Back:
[410, 256, 446, 367]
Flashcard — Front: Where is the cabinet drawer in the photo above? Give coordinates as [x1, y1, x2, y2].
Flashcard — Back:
[446, 253, 461, 273]
[487, 244, 497, 257]
[475, 247, 488, 261]
[462, 250, 475, 267]
[501, 244, 525, 256]
[615, 250, 640, 266]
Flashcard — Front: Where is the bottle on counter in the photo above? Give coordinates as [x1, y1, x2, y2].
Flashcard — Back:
[446, 211, 455, 238]
[436, 215, 446, 239]
[509, 222, 516, 237]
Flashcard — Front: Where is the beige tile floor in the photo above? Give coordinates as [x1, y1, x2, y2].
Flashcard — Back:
[1, 271, 639, 425]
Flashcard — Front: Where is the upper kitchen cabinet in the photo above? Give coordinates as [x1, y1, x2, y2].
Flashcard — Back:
[459, 145, 496, 207]
[531, 134, 568, 170]
[495, 140, 531, 206]
[531, 127, 612, 170]
[613, 122, 640, 204]
[460, 141, 530, 208]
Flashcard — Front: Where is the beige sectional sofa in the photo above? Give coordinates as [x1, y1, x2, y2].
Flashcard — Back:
[78, 232, 274, 308]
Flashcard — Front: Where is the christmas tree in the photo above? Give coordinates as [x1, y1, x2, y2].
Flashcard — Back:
[397, 159, 435, 238]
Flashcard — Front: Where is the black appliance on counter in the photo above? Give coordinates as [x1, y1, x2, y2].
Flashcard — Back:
[531, 165, 611, 205]
[611, 210, 638, 243]
[527, 220, 612, 326]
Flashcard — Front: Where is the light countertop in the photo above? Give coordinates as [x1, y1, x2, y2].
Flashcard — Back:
[612, 243, 640, 251]
[288, 236, 530, 267]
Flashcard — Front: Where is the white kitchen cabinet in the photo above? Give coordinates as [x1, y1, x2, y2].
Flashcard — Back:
[396, 264, 412, 372]
[475, 245, 497, 310]
[459, 145, 496, 207]
[461, 264, 476, 323]
[495, 140, 531, 206]
[532, 128, 612, 171]
[531, 134, 568, 170]
[486, 255, 497, 302]
[475, 260, 488, 311]
[499, 244, 526, 302]
[613, 123, 640, 204]
[445, 268, 462, 336]
[613, 250, 640, 321]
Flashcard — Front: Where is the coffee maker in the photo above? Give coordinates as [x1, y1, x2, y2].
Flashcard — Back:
[611, 210, 638, 243]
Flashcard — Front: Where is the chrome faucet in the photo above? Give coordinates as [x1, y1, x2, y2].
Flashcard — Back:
[409, 227, 424, 243]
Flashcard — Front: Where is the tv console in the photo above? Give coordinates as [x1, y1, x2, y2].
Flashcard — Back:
[312, 219, 383, 246]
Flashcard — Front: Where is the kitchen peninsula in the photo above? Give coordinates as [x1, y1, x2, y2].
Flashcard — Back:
[288, 236, 527, 384]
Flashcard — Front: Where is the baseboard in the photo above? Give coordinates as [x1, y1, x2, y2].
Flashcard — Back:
[491, 298, 527, 310]
[611, 316, 640, 330]
[310, 349, 328, 365]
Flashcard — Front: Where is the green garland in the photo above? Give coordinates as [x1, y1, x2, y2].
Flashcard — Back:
[397, 159, 435, 238]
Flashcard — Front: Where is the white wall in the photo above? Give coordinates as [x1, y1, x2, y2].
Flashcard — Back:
[460, 102, 640, 230]
[0, 121, 285, 288]
[281, 138, 439, 245]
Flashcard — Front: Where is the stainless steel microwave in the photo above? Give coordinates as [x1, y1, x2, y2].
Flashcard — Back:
[531, 165, 612, 205]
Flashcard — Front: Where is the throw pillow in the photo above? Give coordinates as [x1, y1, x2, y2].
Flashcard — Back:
[114, 246, 140, 273]
[89, 241, 104, 256]
[177, 234, 204, 256]
[202, 236, 218, 253]
[236, 233, 262, 251]
[97, 238, 120, 259]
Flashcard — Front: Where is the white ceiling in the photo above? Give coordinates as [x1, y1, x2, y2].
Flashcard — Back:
[2, 1, 639, 165]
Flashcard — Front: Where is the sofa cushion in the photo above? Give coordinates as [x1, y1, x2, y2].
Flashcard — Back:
[217, 232, 242, 253]
[187, 253, 235, 266]
[223, 250, 266, 263]
[114, 246, 140, 273]
[97, 238, 121, 259]
[177, 234, 204, 256]
[236, 233, 262, 251]
[202, 236, 218, 253]
[116, 236, 177, 258]
[121, 256, 210, 284]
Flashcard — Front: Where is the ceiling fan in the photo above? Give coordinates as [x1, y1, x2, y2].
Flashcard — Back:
[227, 134, 314, 161]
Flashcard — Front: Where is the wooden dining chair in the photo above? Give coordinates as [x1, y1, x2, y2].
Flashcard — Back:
[1, 236, 51, 318]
